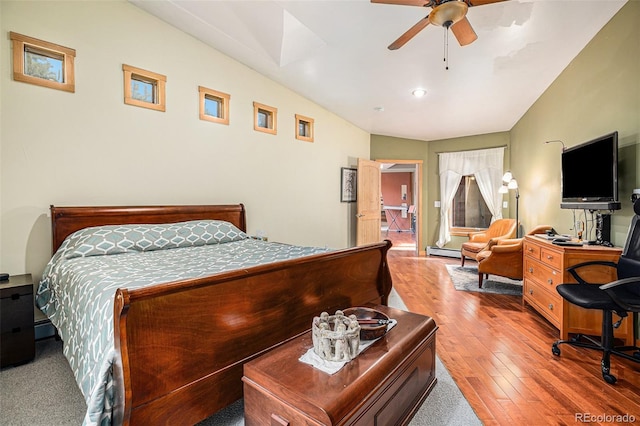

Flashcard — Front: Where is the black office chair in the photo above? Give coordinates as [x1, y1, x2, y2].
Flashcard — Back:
[551, 202, 640, 384]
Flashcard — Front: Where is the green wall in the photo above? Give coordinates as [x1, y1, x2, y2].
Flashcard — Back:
[511, 0, 640, 246]
[371, 132, 510, 251]
[372, 0, 639, 250]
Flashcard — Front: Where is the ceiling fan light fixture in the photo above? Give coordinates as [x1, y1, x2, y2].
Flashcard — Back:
[429, 0, 468, 28]
[412, 89, 427, 97]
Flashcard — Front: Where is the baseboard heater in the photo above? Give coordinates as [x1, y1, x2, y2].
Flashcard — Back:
[426, 246, 461, 259]
[35, 320, 56, 340]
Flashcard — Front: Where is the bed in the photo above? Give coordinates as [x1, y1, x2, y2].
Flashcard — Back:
[36, 204, 392, 425]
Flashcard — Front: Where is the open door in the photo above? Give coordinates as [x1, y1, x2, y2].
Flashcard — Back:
[356, 158, 382, 245]
[377, 159, 423, 256]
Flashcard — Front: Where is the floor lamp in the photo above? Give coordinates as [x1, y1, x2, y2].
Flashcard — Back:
[500, 172, 520, 237]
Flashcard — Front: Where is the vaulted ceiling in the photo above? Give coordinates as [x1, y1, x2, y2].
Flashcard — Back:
[130, 0, 627, 141]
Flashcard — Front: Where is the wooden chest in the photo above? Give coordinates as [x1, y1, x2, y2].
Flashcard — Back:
[242, 305, 437, 426]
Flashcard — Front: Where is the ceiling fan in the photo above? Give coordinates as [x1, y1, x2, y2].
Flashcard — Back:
[372, 0, 506, 50]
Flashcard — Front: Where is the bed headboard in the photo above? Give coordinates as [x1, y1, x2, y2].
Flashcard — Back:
[50, 204, 247, 254]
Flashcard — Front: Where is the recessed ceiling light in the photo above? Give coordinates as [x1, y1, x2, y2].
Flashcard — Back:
[412, 89, 427, 97]
[373, 106, 385, 112]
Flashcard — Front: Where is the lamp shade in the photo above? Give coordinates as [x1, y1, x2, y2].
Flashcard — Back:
[502, 171, 513, 183]
[507, 179, 518, 190]
[429, 0, 468, 27]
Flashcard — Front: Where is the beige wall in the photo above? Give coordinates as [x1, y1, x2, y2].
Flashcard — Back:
[372, 0, 639, 251]
[0, 0, 370, 279]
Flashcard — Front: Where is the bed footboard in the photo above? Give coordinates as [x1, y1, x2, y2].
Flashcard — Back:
[112, 240, 392, 425]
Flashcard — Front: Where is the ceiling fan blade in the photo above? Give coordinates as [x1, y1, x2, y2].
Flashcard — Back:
[467, 0, 508, 7]
[371, 0, 430, 6]
[388, 15, 430, 50]
[451, 16, 477, 46]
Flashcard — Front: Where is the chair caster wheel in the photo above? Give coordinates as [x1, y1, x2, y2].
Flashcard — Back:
[552, 344, 561, 356]
[603, 373, 617, 384]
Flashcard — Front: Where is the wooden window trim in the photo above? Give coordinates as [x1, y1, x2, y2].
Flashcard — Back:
[123, 64, 166, 112]
[10, 32, 76, 93]
[450, 227, 485, 237]
[253, 102, 277, 135]
[295, 114, 314, 142]
[198, 86, 230, 125]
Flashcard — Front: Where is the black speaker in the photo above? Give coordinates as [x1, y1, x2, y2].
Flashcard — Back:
[594, 213, 611, 246]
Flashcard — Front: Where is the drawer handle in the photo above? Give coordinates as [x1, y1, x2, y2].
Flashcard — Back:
[547, 279, 553, 285]
[529, 289, 534, 295]
[527, 247, 533, 252]
[546, 255, 553, 260]
[11, 293, 21, 300]
[12, 327, 22, 333]
[528, 267, 534, 273]
[548, 304, 554, 310]
[271, 414, 290, 426]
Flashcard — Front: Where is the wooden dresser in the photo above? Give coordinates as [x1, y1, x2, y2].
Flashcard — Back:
[523, 236, 634, 344]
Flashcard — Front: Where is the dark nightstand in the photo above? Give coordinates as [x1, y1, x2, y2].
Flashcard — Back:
[1, 274, 35, 367]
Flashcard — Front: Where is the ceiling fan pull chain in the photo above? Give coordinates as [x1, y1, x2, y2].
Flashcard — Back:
[444, 26, 449, 70]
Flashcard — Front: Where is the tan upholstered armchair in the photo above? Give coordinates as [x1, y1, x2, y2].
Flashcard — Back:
[460, 219, 517, 266]
[475, 225, 553, 288]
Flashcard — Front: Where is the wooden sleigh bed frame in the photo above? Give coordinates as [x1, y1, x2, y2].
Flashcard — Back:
[49, 204, 393, 425]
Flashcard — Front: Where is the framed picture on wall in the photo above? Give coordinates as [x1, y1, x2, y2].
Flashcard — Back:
[340, 167, 357, 202]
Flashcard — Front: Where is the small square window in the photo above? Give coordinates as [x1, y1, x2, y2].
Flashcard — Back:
[253, 102, 277, 135]
[10, 32, 76, 93]
[295, 114, 315, 142]
[258, 110, 269, 128]
[198, 86, 230, 125]
[131, 77, 155, 103]
[123, 64, 166, 112]
[25, 46, 64, 82]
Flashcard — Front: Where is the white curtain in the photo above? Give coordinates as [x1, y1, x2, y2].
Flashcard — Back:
[436, 147, 505, 248]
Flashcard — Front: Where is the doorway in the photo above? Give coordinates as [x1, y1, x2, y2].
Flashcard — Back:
[377, 159, 423, 255]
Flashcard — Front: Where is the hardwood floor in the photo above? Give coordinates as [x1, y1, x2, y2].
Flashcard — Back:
[384, 238, 640, 425]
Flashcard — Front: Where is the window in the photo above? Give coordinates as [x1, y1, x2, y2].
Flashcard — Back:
[253, 102, 277, 135]
[198, 86, 230, 125]
[10, 32, 76, 93]
[295, 114, 314, 142]
[123, 64, 166, 112]
[450, 175, 491, 234]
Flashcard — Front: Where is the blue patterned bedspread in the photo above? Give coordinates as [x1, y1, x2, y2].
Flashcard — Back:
[35, 220, 329, 425]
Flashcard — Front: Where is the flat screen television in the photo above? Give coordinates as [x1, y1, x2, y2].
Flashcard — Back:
[560, 131, 620, 210]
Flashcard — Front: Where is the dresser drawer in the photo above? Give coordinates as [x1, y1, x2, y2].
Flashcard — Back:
[540, 247, 563, 270]
[524, 280, 561, 327]
[1, 328, 35, 367]
[523, 241, 541, 260]
[524, 258, 562, 290]
[0, 286, 33, 333]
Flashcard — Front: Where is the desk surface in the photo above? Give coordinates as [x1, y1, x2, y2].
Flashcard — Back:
[383, 205, 407, 210]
